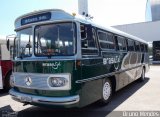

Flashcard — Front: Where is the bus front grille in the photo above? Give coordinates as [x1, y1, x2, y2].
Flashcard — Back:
[13, 72, 51, 90]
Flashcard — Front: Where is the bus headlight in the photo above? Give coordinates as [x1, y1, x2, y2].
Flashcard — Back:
[47, 74, 71, 90]
[50, 77, 68, 87]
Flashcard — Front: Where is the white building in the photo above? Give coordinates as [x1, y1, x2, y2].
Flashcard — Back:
[114, 0, 160, 43]
[113, 21, 160, 43]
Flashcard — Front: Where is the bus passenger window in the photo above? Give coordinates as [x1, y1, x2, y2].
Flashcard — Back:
[145, 44, 148, 52]
[98, 31, 107, 49]
[81, 26, 98, 56]
[127, 39, 135, 51]
[117, 36, 127, 51]
[135, 41, 140, 52]
[107, 33, 115, 49]
[140, 43, 145, 52]
[98, 31, 115, 50]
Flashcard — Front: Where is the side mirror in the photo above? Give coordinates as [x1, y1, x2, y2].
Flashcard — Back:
[7, 39, 10, 51]
[80, 25, 87, 39]
[6, 34, 16, 51]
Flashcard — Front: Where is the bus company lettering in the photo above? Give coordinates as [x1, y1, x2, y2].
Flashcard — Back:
[42, 62, 61, 70]
[103, 56, 120, 65]
[24, 16, 47, 24]
[21, 12, 51, 25]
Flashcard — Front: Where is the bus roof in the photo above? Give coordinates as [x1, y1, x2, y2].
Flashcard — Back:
[15, 9, 74, 28]
[75, 17, 148, 44]
[15, 9, 148, 44]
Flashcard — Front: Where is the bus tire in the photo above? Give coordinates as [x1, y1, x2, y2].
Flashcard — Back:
[99, 78, 112, 105]
[4, 71, 12, 91]
[139, 68, 145, 82]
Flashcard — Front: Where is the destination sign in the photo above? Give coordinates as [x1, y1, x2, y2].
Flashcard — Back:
[21, 12, 51, 25]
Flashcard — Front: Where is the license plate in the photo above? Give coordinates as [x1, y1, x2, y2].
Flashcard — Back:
[21, 96, 32, 102]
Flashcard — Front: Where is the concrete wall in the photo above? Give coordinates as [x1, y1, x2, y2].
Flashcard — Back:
[113, 21, 160, 42]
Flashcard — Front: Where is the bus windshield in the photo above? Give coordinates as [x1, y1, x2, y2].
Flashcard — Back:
[34, 22, 76, 56]
[17, 27, 33, 58]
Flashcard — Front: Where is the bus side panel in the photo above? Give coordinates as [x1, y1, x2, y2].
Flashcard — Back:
[79, 79, 102, 107]
[79, 58, 104, 106]
[115, 52, 139, 90]
[116, 52, 130, 90]
[0, 64, 3, 89]
[128, 52, 139, 82]
[80, 52, 121, 106]
[81, 58, 104, 79]
[1, 61, 12, 80]
[136, 52, 143, 79]
[116, 52, 143, 90]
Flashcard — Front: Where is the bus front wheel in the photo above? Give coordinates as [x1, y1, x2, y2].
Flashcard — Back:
[99, 79, 112, 105]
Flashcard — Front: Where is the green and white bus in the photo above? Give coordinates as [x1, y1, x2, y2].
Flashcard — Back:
[9, 9, 149, 108]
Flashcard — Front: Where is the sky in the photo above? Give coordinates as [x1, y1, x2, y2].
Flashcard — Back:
[0, 0, 147, 36]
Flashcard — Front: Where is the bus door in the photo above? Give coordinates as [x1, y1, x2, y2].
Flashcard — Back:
[81, 25, 100, 79]
[80, 24, 101, 105]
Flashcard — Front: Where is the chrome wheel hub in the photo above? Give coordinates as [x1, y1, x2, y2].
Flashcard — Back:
[103, 82, 111, 100]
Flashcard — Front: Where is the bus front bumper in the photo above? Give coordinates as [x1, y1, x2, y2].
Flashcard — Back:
[9, 89, 80, 106]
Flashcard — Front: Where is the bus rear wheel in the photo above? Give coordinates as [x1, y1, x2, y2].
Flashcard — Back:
[139, 68, 145, 82]
[99, 79, 112, 105]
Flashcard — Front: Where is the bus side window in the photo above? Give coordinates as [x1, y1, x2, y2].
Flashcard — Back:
[117, 36, 127, 51]
[140, 43, 145, 52]
[127, 39, 135, 51]
[135, 41, 140, 52]
[81, 24, 98, 56]
[107, 33, 115, 49]
[98, 31, 115, 50]
[145, 44, 148, 52]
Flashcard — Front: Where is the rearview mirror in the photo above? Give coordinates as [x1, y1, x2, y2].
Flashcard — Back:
[7, 39, 10, 51]
[6, 34, 16, 51]
[80, 25, 87, 39]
